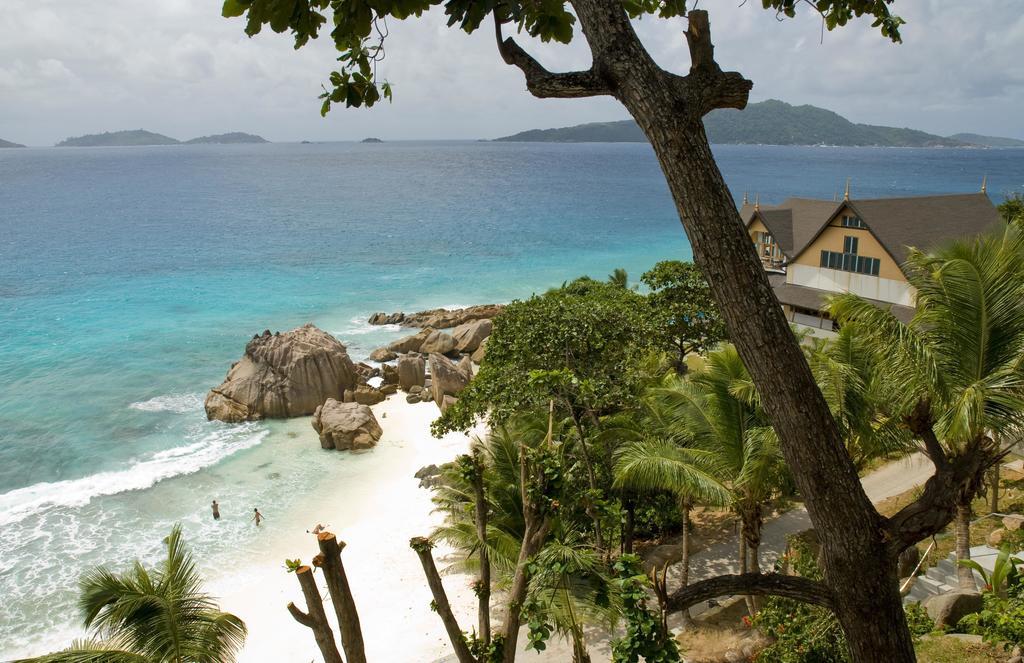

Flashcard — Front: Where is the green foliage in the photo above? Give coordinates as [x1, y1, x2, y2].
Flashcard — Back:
[21, 525, 246, 663]
[434, 278, 658, 435]
[805, 325, 915, 470]
[1000, 194, 1024, 225]
[222, 1, 903, 112]
[829, 224, 1024, 453]
[754, 596, 850, 663]
[903, 602, 936, 638]
[641, 260, 726, 372]
[957, 588, 1024, 648]
[610, 555, 681, 663]
[284, 558, 303, 573]
[467, 633, 505, 663]
[957, 544, 1023, 598]
[632, 492, 683, 540]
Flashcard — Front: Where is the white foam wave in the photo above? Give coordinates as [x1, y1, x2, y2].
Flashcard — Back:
[129, 393, 204, 414]
[0, 424, 268, 528]
[335, 316, 402, 338]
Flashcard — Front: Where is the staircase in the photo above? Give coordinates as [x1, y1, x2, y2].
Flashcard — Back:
[904, 546, 994, 604]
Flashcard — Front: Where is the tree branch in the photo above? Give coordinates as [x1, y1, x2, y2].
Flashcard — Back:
[287, 602, 314, 628]
[681, 11, 753, 115]
[494, 15, 611, 99]
[904, 398, 948, 471]
[885, 435, 998, 553]
[665, 573, 835, 613]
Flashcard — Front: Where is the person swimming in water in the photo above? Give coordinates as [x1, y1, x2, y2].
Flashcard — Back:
[211, 500, 220, 521]
[252, 508, 264, 527]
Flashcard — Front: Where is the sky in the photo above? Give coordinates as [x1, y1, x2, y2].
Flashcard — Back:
[0, 1, 1022, 146]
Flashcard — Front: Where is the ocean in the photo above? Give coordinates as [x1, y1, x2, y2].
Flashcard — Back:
[1, 140, 1022, 656]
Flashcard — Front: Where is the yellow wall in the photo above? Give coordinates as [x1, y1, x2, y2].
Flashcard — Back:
[791, 206, 905, 281]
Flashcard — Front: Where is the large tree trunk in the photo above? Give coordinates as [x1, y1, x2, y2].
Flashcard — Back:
[955, 503, 976, 590]
[571, 625, 591, 663]
[623, 497, 635, 554]
[411, 537, 477, 663]
[554, 3, 916, 659]
[472, 450, 492, 647]
[989, 465, 1000, 515]
[286, 566, 344, 663]
[679, 503, 692, 623]
[314, 533, 367, 663]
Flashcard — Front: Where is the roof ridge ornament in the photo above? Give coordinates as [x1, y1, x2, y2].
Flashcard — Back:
[981, 175, 988, 194]
[743, 191, 749, 205]
[843, 177, 851, 202]
[754, 193, 760, 211]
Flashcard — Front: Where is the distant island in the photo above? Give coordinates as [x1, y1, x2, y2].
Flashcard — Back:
[56, 129, 269, 147]
[361, 137, 384, 143]
[496, 99, 1023, 148]
[57, 129, 180, 147]
[948, 133, 1024, 148]
[0, 137, 25, 148]
[185, 132, 268, 145]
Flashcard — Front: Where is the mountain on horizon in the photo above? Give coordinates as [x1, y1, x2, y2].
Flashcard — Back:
[948, 132, 1024, 148]
[57, 129, 180, 147]
[0, 137, 26, 148]
[496, 100, 1021, 148]
[56, 129, 269, 147]
[185, 132, 268, 144]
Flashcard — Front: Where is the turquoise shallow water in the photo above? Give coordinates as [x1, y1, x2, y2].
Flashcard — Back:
[1, 141, 1023, 655]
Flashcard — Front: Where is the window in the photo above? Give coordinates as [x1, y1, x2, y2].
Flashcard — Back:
[842, 215, 865, 228]
[843, 236, 858, 254]
[819, 250, 881, 276]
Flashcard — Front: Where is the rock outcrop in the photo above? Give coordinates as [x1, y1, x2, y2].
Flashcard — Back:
[368, 312, 405, 325]
[345, 385, 386, 406]
[471, 337, 488, 363]
[312, 400, 382, 451]
[923, 591, 984, 629]
[429, 353, 470, 406]
[369, 347, 397, 362]
[398, 354, 426, 392]
[205, 324, 358, 422]
[368, 304, 503, 329]
[388, 328, 432, 354]
[452, 319, 492, 353]
[420, 330, 457, 355]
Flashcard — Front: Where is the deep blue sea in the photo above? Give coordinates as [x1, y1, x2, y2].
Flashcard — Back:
[1, 141, 1023, 655]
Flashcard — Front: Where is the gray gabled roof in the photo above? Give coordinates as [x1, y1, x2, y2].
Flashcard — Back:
[742, 198, 842, 259]
[743, 192, 1001, 268]
[843, 193, 1001, 264]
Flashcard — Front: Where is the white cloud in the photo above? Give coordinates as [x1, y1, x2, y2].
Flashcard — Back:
[0, 0, 1020, 145]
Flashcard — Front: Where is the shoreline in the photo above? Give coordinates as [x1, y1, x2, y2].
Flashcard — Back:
[208, 396, 482, 662]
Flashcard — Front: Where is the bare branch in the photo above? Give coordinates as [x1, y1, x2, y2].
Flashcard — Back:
[666, 573, 835, 613]
[494, 15, 611, 99]
[683, 10, 752, 115]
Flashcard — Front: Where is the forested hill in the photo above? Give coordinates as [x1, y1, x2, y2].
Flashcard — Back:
[948, 133, 1024, 148]
[57, 130, 180, 147]
[57, 130, 268, 147]
[496, 100, 1019, 148]
[0, 137, 25, 148]
[185, 132, 268, 144]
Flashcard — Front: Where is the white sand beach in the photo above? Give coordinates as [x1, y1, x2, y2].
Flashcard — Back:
[208, 396, 482, 663]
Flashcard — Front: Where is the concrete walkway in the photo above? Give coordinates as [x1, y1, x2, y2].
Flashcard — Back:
[436, 453, 935, 662]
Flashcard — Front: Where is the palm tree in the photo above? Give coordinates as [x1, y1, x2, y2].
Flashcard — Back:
[830, 224, 1024, 588]
[804, 325, 915, 472]
[616, 345, 785, 614]
[607, 268, 629, 289]
[522, 529, 620, 663]
[21, 525, 246, 663]
[612, 381, 729, 610]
